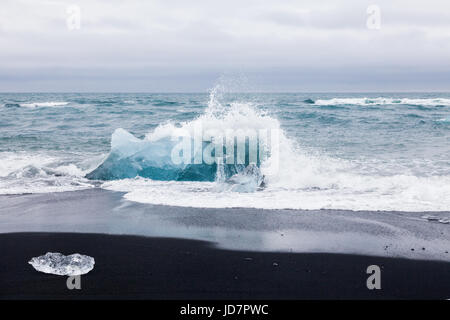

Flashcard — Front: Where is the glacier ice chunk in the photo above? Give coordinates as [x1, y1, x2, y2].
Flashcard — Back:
[222, 164, 265, 192]
[86, 128, 262, 182]
[28, 252, 95, 276]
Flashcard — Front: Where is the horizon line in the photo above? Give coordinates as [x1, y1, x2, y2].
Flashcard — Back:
[1, 90, 450, 94]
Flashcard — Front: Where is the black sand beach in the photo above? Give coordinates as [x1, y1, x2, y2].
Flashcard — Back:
[1, 190, 449, 299]
[1, 232, 449, 299]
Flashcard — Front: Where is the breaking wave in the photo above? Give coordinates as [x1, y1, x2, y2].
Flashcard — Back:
[87, 88, 281, 192]
[2, 90, 449, 211]
[17, 102, 69, 108]
[0, 152, 97, 194]
[312, 98, 450, 107]
[87, 89, 450, 211]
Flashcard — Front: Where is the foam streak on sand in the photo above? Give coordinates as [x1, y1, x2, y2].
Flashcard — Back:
[1, 189, 449, 261]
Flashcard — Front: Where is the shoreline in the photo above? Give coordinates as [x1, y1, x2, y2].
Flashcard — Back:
[1, 232, 449, 299]
[1, 189, 449, 261]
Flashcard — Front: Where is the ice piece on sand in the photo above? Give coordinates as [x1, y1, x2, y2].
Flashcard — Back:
[28, 252, 95, 276]
[421, 215, 440, 221]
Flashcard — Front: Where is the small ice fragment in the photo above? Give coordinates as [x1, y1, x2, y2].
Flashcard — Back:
[421, 215, 440, 221]
[226, 164, 265, 193]
[28, 252, 95, 276]
[438, 218, 450, 224]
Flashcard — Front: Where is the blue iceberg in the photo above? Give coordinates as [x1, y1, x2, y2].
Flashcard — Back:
[86, 128, 264, 185]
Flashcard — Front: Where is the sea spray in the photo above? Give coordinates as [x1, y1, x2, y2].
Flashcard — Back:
[98, 90, 450, 210]
[87, 87, 282, 190]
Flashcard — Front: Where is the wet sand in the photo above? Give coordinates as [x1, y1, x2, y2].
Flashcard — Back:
[1, 189, 449, 260]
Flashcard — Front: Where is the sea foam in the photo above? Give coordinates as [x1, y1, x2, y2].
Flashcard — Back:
[313, 97, 450, 106]
[19, 101, 69, 108]
[98, 90, 450, 211]
[0, 152, 95, 194]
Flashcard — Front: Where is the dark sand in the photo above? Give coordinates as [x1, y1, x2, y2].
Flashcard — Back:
[1, 232, 449, 299]
[1, 189, 449, 260]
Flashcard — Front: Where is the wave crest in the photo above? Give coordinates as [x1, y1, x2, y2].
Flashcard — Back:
[313, 97, 450, 106]
[87, 92, 281, 192]
[19, 102, 69, 108]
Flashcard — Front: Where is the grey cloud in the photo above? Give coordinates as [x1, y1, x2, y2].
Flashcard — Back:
[0, 0, 450, 91]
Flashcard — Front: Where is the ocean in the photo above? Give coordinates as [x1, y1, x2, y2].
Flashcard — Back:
[1, 90, 450, 212]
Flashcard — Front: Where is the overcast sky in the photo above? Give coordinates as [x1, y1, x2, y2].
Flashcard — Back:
[1, 0, 450, 92]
